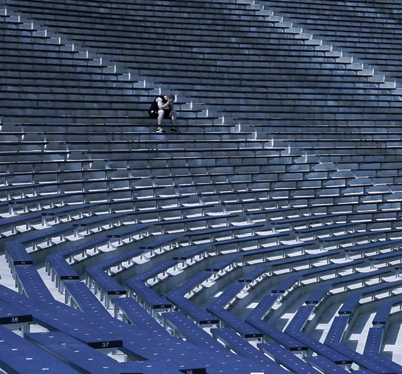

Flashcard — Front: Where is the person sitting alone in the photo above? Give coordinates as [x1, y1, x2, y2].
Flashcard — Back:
[148, 93, 177, 133]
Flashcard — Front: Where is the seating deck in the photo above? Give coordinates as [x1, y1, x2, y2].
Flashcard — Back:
[259, 342, 322, 374]
[206, 283, 263, 338]
[305, 355, 350, 374]
[211, 327, 289, 372]
[0, 325, 80, 374]
[304, 268, 389, 305]
[372, 296, 402, 326]
[14, 265, 54, 302]
[2, 0, 402, 372]
[364, 328, 384, 357]
[338, 280, 402, 315]
[245, 295, 308, 351]
[163, 311, 228, 353]
[324, 316, 349, 345]
[166, 272, 220, 325]
[0, 299, 32, 328]
[45, 253, 80, 292]
[64, 281, 113, 319]
[114, 297, 171, 336]
[25, 331, 133, 374]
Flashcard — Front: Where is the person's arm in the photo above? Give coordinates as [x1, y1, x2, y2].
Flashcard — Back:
[156, 97, 171, 110]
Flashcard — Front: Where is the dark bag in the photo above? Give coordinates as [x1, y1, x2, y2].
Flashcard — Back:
[148, 99, 159, 118]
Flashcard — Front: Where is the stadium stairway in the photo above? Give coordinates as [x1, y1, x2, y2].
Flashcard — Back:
[2, 0, 402, 129]
[244, 0, 402, 84]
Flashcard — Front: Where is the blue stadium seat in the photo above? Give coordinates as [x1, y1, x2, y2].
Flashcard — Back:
[206, 283, 263, 338]
[0, 325, 81, 374]
[259, 342, 322, 374]
[211, 327, 289, 372]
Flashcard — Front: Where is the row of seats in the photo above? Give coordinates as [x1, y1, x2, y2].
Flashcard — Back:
[254, 0, 402, 82]
[2, 0, 402, 127]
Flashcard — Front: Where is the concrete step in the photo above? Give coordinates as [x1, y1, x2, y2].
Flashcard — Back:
[368, 75, 386, 83]
[347, 62, 364, 71]
[305, 39, 322, 46]
[336, 56, 353, 64]
[380, 81, 397, 89]
[356, 68, 375, 76]
[285, 27, 303, 34]
[276, 21, 292, 28]
[325, 51, 343, 58]
[316, 45, 332, 52]
[256, 9, 274, 17]
[295, 33, 312, 40]
[268, 15, 284, 23]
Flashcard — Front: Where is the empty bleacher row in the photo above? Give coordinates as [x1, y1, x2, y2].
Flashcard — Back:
[2, 173, 402, 374]
[0, 4, 217, 126]
[2, 0, 402, 373]
[2, 0, 402, 127]
[249, 0, 402, 83]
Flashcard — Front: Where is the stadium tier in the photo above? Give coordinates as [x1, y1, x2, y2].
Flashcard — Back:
[1, 0, 402, 373]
